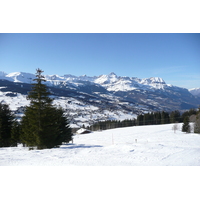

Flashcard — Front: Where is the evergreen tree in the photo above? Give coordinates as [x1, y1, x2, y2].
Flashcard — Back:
[161, 111, 170, 124]
[21, 69, 72, 149]
[174, 110, 181, 122]
[181, 108, 197, 123]
[10, 120, 21, 147]
[182, 116, 190, 133]
[151, 112, 156, 124]
[0, 102, 15, 147]
[137, 114, 143, 125]
[170, 110, 180, 123]
[194, 111, 200, 134]
[143, 113, 150, 125]
[155, 112, 161, 124]
[53, 107, 72, 145]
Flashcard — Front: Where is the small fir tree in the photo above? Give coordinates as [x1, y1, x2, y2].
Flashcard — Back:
[182, 116, 190, 133]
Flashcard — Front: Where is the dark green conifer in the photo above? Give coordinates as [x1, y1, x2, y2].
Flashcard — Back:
[182, 116, 190, 133]
[161, 111, 170, 124]
[10, 120, 21, 147]
[170, 110, 181, 123]
[155, 112, 161, 124]
[20, 69, 72, 149]
[137, 114, 144, 125]
[194, 108, 200, 133]
[0, 102, 15, 147]
[53, 107, 72, 145]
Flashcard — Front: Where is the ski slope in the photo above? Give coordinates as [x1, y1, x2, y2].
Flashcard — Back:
[0, 123, 200, 166]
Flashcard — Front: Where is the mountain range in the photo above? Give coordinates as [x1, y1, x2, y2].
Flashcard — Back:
[0, 71, 200, 128]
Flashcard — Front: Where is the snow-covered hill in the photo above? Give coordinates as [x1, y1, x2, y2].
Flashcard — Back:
[0, 123, 199, 166]
[0, 71, 36, 83]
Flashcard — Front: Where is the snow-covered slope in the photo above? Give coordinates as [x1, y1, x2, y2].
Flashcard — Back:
[0, 123, 199, 166]
[1, 71, 36, 83]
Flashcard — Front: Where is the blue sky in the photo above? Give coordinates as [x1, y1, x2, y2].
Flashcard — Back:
[0, 33, 200, 89]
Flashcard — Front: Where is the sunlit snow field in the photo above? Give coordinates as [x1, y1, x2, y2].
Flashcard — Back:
[0, 123, 200, 166]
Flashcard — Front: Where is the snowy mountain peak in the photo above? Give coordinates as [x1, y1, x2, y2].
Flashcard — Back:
[149, 77, 166, 84]
[109, 72, 117, 76]
[95, 73, 118, 85]
[138, 77, 167, 90]
[141, 77, 166, 85]
[6, 72, 36, 83]
[78, 75, 96, 82]
[45, 74, 65, 81]
[1, 71, 198, 95]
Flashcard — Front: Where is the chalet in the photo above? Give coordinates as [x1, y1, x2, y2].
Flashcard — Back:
[76, 128, 92, 134]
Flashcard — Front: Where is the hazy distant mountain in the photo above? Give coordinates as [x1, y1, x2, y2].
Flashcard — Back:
[189, 88, 200, 98]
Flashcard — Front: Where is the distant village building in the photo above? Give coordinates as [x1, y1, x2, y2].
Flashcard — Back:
[76, 128, 92, 134]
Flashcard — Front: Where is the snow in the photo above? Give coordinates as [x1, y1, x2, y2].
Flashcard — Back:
[0, 88, 136, 127]
[6, 72, 36, 83]
[93, 73, 169, 91]
[189, 87, 200, 96]
[1, 123, 200, 166]
[0, 90, 30, 111]
[3, 70, 198, 96]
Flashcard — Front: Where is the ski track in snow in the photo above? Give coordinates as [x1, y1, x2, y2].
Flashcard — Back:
[0, 124, 200, 166]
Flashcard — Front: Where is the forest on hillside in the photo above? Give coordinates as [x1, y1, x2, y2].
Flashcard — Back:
[88, 109, 200, 132]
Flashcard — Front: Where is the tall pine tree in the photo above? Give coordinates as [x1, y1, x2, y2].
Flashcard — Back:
[21, 69, 72, 149]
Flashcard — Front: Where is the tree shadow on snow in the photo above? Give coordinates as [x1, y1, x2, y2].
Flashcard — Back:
[60, 143, 103, 149]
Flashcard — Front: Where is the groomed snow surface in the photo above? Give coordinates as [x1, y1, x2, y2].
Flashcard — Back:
[1, 123, 200, 166]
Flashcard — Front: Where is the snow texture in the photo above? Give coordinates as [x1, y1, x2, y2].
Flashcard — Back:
[1, 123, 200, 166]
